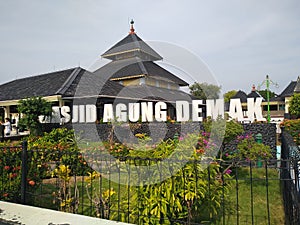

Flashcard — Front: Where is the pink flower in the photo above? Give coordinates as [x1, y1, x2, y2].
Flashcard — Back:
[225, 169, 232, 175]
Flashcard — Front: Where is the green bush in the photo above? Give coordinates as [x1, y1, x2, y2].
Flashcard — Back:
[224, 134, 272, 161]
[0, 145, 47, 202]
[0, 128, 90, 203]
[108, 132, 233, 224]
[281, 119, 300, 145]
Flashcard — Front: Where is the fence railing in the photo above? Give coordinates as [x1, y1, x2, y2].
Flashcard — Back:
[280, 130, 300, 225]
[0, 139, 299, 224]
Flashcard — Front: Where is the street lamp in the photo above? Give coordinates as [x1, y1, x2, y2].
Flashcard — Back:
[258, 75, 278, 123]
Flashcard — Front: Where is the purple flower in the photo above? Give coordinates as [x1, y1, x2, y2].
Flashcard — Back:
[225, 169, 232, 175]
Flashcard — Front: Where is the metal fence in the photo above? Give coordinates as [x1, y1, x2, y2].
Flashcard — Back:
[0, 137, 299, 225]
[280, 130, 300, 225]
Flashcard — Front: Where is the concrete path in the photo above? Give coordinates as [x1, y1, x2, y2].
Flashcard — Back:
[0, 201, 132, 225]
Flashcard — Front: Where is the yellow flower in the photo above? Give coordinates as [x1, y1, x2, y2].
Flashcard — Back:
[85, 171, 100, 182]
[135, 133, 145, 139]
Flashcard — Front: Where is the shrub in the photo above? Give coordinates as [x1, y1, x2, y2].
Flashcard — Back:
[0, 128, 90, 203]
[0, 145, 46, 202]
[223, 133, 272, 161]
[109, 132, 233, 224]
[27, 128, 90, 174]
[281, 119, 300, 145]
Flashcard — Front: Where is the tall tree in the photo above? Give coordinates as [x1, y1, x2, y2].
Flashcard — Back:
[289, 93, 300, 118]
[189, 82, 221, 100]
[223, 90, 237, 103]
[18, 96, 52, 135]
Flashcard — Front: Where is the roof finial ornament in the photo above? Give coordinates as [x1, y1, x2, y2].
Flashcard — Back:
[129, 19, 135, 34]
[252, 84, 256, 91]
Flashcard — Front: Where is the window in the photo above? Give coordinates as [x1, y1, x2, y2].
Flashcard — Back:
[139, 77, 145, 85]
[279, 104, 285, 111]
[156, 80, 160, 87]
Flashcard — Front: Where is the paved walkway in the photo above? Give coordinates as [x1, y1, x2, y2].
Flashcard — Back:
[0, 201, 132, 225]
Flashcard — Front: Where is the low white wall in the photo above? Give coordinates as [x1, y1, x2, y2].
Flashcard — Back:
[0, 201, 132, 225]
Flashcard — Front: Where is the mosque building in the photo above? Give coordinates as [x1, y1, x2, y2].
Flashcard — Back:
[0, 21, 197, 132]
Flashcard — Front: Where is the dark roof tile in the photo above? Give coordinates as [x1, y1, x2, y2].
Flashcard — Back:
[0, 68, 78, 101]
[110, 61, 189, 86]
[294, 76, 300, 93]
[101, 33, 162, 61]
[279, 81, 296, 97]
[232, 90, 248, 103]
[247, 91, 264, 100]
[124, 85, 198, 102]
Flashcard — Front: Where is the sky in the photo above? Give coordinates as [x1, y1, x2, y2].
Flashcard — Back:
[0, 0, 300, 95]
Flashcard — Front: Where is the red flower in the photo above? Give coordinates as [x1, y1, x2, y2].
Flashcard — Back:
[13, 166, 21, 171]
[196, 149, 205, 154]
[3, 193, 8, 197]
[8, 173, 18, 179]
[4, 166, 10, 170]
[28, 180, 35, 186]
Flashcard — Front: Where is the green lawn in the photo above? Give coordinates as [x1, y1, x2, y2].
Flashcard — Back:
[218, 167, 285, 225]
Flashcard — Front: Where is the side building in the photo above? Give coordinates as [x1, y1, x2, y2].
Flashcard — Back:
[227, 77, 300, 124]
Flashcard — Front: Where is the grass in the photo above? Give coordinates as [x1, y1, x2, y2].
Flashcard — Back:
[218, 166, 285, 225]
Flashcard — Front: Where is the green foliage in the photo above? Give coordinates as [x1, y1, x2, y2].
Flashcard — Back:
[127, 134, 177, 159]
[223, 90, 237, 103]
[18, 96, 52, 135]
[124, 161, 231, 224]
[0, 146, 47, 202]
[52, 164, 79, 213]
[27, 128, 89, 174]
[281, 119, 300, 145]
[189, 82, 221, 100]
[85, 171, 116, 219]
[0, 128, 90, 204]
[288, 93, 300, 117]
[27, 127, 76, 149]
[0, 146, 22, 202]
[223, 120, 244, 144]
[203, 117, 244, 145]
[223, 134, 272, 161]
[108, 133, 233, 224]
[257, 89, 276, 100]
[0, 124, 276, 223]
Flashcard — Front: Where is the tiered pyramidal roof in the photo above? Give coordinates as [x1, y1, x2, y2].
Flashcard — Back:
[101, 20, 162, 61]
[99, 20, 188, 87]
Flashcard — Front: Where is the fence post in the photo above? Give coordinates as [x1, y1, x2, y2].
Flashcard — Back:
[255, 133, 263, 168]
[21, 140, 28, 204]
